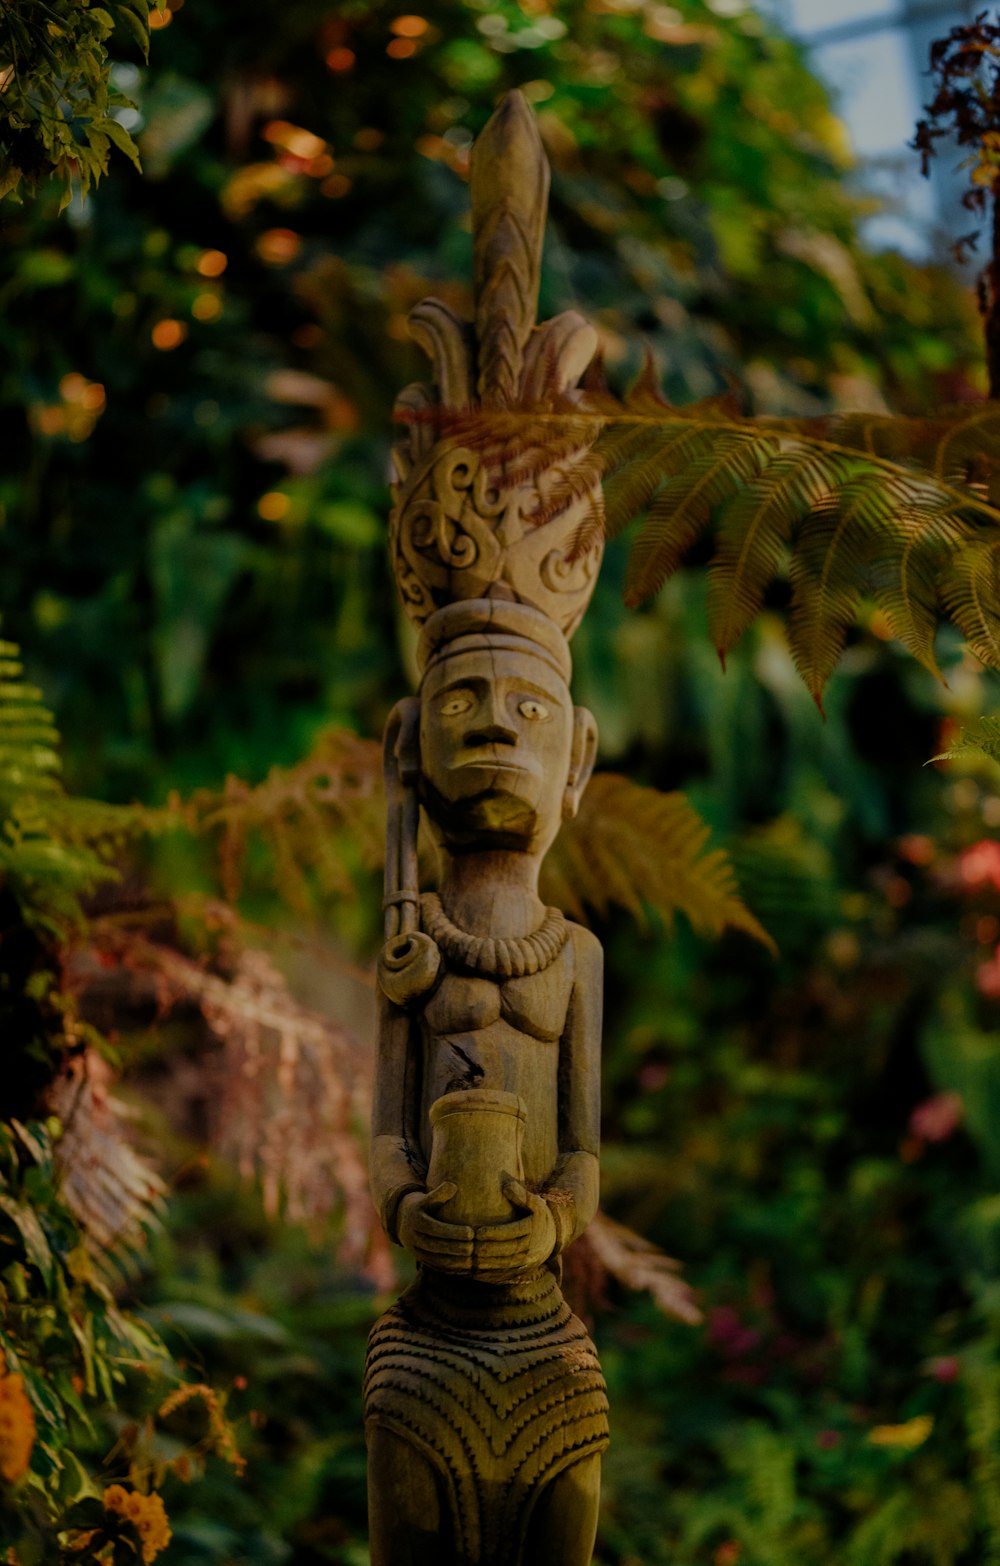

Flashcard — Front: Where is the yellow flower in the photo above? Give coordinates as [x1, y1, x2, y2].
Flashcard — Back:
[868, 1414, 934, 1450]
[0, 1373, 35, 1482]
[103, 1486, 172, 1563]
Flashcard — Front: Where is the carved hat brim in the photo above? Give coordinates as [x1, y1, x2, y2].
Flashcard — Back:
[418, 598, 572, 684]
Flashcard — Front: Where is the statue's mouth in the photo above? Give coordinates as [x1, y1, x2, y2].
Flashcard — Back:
[456, 753, 530, 775]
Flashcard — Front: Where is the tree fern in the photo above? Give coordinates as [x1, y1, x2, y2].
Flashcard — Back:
[46, 1052, 166, 1285]
[420, 392, 1000, 703]
[706, 448, 847, 663]
[941, 537, 1000, 670]
[623, 434, 778, 606]
[542, 772, 774, 950]
[582, 1210, 701, 1325]
[789, 477, 898, 706]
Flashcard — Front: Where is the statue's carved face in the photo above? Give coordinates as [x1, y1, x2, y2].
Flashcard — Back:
[419, 646, 575, 850]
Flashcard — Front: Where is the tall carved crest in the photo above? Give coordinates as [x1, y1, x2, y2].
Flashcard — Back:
[389, 91, 604, 639]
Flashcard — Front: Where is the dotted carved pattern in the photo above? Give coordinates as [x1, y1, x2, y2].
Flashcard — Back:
[363, 1266, 609, 1565]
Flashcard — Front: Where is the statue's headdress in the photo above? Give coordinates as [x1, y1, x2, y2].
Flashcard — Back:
[388, 91, 604, 642]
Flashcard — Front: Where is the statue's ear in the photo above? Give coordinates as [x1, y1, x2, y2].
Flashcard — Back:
[564, 706, 598, 820]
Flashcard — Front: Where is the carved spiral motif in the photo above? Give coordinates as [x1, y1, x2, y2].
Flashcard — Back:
[390, 443, 604, 635]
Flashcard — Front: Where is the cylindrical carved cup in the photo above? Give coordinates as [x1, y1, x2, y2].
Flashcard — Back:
[426, 1088, 526, 1228]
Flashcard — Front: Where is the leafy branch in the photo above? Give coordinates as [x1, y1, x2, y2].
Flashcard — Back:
[0, 0, 151, 207]
[912, 12, 1000, 394]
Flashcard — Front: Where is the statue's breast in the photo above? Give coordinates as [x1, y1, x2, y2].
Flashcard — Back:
[500, 966, 569, 1041]
[424, 973, 501, 1034]
[421, 946, 572, 1043]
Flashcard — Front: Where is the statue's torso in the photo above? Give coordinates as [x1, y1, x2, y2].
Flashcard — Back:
[416, 943, 573, 1186]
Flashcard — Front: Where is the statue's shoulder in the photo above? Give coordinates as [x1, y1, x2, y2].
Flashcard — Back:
[565, 919, 603, 977]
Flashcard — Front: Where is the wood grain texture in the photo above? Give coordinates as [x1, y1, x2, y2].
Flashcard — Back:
[367, 91, 609, 1566]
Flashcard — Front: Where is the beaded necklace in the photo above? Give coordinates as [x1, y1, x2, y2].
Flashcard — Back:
[420, 892, 567, 979]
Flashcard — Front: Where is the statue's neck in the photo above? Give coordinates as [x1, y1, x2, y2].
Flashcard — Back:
[436, 849, 545, 938]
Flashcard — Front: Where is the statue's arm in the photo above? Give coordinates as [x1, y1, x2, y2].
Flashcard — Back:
[369, 992, 425, 1244]
[370, 993, 476, 1269]
[545, 922, 603, 1252]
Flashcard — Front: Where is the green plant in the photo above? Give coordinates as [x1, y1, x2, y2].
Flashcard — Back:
[0, 0, 151, 207]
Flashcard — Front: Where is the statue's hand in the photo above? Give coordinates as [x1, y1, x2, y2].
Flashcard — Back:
[472, 1179, 557, 1277]
[397, 1182, 474, 1272]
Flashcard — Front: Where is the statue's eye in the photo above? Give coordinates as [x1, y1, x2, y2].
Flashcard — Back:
[518, 699, 549, 721]
[440, 695, 473, 717]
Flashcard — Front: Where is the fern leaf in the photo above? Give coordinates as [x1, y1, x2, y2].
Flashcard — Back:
[407, 389, 1000, 696]
[871, 498, 968, 678]
[788, 477, 898, 707]
[708, 446, 852, 661]
[580, 1211, 701, 1324]
[182, 729, 383, 915]
[926, 404, 1000, 484]
[82, 926, 393, 1288]
[624, 433, 778, 606]
[941, 537, 1000, 671]
[599, 422, 715, 538]
[47, 1051, 166, 1281]
[931, 715, 1000, 766]
[0, 643, 61, 812]
[542, 773, 775, 950]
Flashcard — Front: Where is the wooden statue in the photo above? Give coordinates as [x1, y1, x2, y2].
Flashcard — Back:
[365, 91, 609, 1566]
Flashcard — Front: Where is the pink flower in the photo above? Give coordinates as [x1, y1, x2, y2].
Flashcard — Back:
[909, 1092, 964, 1143]
[929, 1356, 960, 1383]
[959, 840, 1000, 895]
[817, 1429, 842, 1450]
[706, 1307, 761, 1358]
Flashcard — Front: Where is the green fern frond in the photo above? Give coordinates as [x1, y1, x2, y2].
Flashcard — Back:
[623, 434, 778, 606]
[788, 476, 898, 706]
[707, 447, 851, 661]
[181, 729, 384, 914]
[874, 499, 969, 677]
[0, 640, 62, 810]
[941, 537, 1000, 671]
[542, 773, 775, 950]
[0, 636, 175, 931]
[601, 422, 715, 537]
[931, 715, 1000, 767]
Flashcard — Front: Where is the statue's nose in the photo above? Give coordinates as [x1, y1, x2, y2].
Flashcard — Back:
[466, 720, 518, 746]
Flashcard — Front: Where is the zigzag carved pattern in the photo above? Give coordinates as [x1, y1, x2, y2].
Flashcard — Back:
[364, 1270, 609, 1565]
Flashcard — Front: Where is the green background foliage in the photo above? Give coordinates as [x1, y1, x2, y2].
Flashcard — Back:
[4, 1, 1000, 1563]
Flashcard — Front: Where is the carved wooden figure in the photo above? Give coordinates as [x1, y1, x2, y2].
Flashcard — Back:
[365, 92, 609, 1566]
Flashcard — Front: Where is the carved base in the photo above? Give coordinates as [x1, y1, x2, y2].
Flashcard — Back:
[364, 1265, 609, 1565]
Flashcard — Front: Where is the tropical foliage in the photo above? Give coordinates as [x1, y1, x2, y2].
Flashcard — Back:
[5, 1, 1000, 1564]
[435, 391, 1000, 705]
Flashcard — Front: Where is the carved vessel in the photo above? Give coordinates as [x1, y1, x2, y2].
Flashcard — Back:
[426, 1089, 525, 1229]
